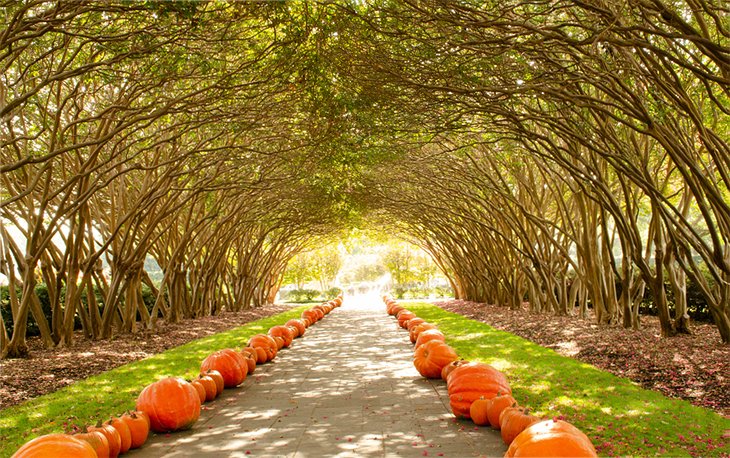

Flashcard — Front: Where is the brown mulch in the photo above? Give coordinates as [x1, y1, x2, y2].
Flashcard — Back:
[435, 299, 730, 418]
[0, 304, 292, 411]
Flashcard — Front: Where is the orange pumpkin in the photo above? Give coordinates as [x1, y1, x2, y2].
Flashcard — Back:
[72, 430, 109, 458]
[249, 334, 278, 361]
[240, 347, 258, 374]
[447, 362, 511, 419]
[406, 317, 426, 331]
[505, 419, 598, 457]
[201, 369, 225, 395]
[469, 397, 491, 426]
[201, 349, 248, 388]
[106, 416, 132, 453]
[414, 329, 445, 348]
[190, 379, 207, 403]
[120, 411, 150, 450]
[197, 374, 218, 402]
[85, 422, 120, 458]
[301, 309, 319, 323]
[136, 377, 201, 432]
[499, 405, 540, 445]
[413, 340, 459, 379]
[11, 434, 97, 458]
[410, 322, 437, 343]
[487, 393, 517, 428]
[285, 319, 306, 337]
[441, 359, 469, 381]
[396, 310, 417, 328]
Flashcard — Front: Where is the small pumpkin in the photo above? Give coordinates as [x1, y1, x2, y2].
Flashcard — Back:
[240, 347, 258, 374]
[72, 430, 109, 458]
[414, 329, 445, 348]
[301, 309, 319, 323]
[136, 377, 201, 432]
[499, 405, 540, 445]
[487, 393, 517, 428]
[248, 334, 278, 361]
[441, 359, 469, 381]
[406, 317, 426, 331]
[269, 325, 295, 347]
[197, 374, 218, 401]
[120, 411, 150, 449]
[87, 421, 121, 458]
[469, 397, 491, 426]
[190, 379, 207, 403]
[106, 416, 132, 453]
[505, 419, 598, 457]
[410, 322, 437, 343]
[201, 369, 225, 395]
[201, 349, 248, 388]
[11, 434, 97, 458]
[396, 310, 417, 328]
[413, 340, 459, 379]
[285, 319, 306, 337]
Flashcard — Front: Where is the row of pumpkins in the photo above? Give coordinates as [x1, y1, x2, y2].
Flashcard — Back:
[383, 296, 598, 458]
[12, 296, 344, 458]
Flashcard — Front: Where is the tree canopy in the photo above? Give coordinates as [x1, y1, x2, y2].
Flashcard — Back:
[1, 0, 729, 358]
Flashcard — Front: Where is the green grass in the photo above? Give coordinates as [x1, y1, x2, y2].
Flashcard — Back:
[0, 306, 308, 458]
[405, 302, 730, 457]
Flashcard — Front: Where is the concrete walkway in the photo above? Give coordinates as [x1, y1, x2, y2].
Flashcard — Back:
[127, 295, 506, 457]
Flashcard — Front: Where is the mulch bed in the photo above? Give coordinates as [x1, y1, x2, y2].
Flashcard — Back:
[435, 299, 730, 418]
[0, 304, 292, 411]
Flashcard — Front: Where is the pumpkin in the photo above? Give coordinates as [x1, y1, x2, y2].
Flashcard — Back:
[201, 349, 248, 388]
[396, 310, 417, 328]
[505, 419, 598, 457]
[301, 309, 319, 323]
[499, 405, 540, 445]
[136, 377, 201, 432]
[249, 334, 278, 361]
[406, 317, 426, 331]
[87, 422, 121, 458]
[410, 323, 437, 343]
[447, 362, 511, 419]
[120, 411, 150, 449]
[487, 393, 516, 428]
[72, 430, 109, 458]
[190, 379, 207, 403]
[285, 319, 306, 337]
[202, 369, 225, 395]
[414, 329, 445, 348]
[251, 345, 268, 364]
[469, 397, 491, 426]
[240, 347, 258, 374]
[441, 359, 469, 381]
[106, 416, 132, 453]
[388, 304, 405, 316]
[11, 434, 97, 458]
[332, 296, 343, 306]
[413, 340, 459, 379]
[197, 374, 218, 401]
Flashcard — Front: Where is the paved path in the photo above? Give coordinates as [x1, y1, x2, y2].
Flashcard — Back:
[127, 295, 506, 457]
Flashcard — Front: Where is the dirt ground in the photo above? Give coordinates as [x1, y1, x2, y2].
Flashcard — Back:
[0, 304, 292, 410]
[435, 299, 730, 418]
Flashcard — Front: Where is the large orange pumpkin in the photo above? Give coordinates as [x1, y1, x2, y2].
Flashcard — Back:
[201, 349, 248, 388]
[499, 405, 540, 445]
[11, 434, 97, 458]
[505, 419, 597, 457]
[120, 411, 150, 450]
[414, 329, 446, 348]
[413, 340, 459, 379]
[487, 393, 517, 428]
[447, 363, 511, 419]
[135, 377, 201, 432]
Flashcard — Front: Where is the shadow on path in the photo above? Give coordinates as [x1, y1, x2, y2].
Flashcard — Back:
[127, 294, 506, 457]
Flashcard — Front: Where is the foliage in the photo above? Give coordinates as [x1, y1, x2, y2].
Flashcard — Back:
[407, 302, 730, 457]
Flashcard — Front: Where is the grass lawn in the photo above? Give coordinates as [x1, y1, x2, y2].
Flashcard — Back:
[405, 302, 730, 457]
[0, 306, 307, 458]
